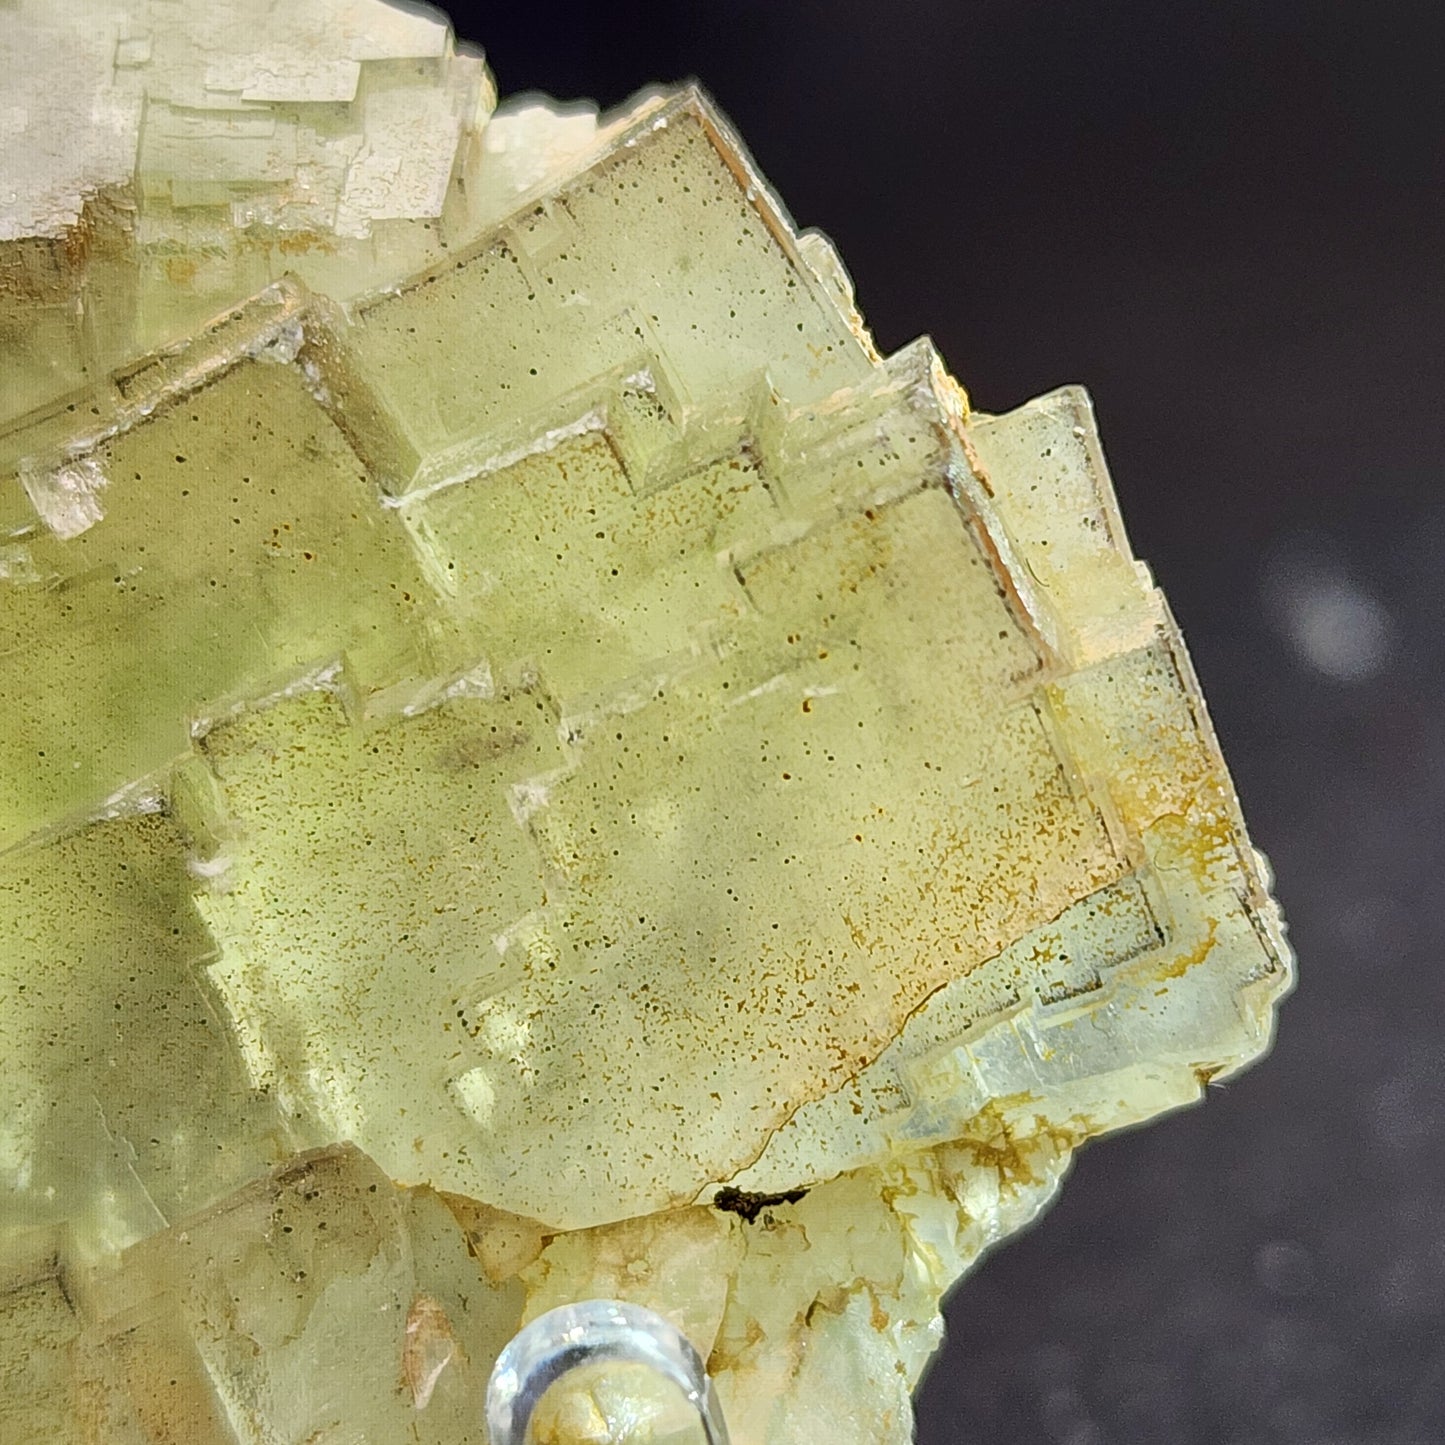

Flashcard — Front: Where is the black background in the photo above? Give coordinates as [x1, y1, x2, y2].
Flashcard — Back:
[447, 3, 1445, 1441]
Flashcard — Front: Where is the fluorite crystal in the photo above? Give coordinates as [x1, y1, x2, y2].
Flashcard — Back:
[0, 2, 1292, 1440]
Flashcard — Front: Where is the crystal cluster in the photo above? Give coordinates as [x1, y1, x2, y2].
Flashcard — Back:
[0, 2, 1291, 1440]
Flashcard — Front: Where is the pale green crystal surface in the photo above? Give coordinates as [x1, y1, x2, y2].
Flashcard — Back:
[0, 3, 1291, 1441]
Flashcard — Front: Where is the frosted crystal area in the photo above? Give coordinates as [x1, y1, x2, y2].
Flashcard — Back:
[0, 2, 1291, 1441]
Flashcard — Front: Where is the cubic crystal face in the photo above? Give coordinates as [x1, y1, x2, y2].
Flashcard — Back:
[0, 3, 1291, 1441]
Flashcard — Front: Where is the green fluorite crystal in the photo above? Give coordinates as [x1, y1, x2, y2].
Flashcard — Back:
[0, 2, 1291, 1441]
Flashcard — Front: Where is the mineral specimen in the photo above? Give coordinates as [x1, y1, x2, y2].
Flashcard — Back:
[0, 1, 1292, 1440]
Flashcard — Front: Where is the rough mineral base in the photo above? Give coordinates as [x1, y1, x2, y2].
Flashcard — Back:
[0, 1, 1292, 1440]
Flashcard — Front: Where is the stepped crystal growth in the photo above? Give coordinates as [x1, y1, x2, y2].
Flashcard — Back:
[0, 2, 1291, 1441]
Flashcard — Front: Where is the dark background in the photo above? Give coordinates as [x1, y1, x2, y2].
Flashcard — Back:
[449, 3, 1445, 1441]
